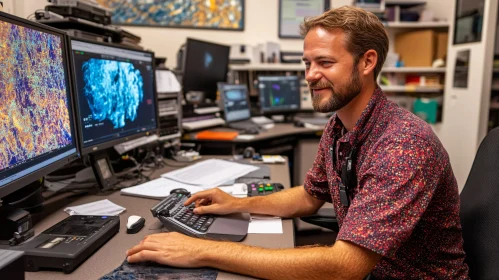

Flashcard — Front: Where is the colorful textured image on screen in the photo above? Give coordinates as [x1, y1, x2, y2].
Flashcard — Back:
[96, 0, 244, 30]
[82, 58, 144, 129]
[0, 21, 72, 172]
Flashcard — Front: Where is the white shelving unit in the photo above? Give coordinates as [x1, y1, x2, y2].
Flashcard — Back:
[381, 85, 444, 92]
[381, 67, 446, 73]
[230, 63, 305, 71]
[384, 21, 449, 29]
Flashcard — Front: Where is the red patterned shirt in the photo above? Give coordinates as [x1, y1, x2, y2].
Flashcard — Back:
[304, 87, 469, 279]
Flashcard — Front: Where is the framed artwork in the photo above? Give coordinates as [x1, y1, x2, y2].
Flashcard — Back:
[278, 0, 330, 39]
[96, 0, 245, 31]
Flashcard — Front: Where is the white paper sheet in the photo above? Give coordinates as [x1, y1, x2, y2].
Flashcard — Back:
[247, 219, 283, 234]
[121, 178, 206, 199]
[161, 159, 259, 189]
[236, 135, 256, 140]
[156, 70, 181, 93]
[250, 214, 280, 220]
[64, 199, 126, 216]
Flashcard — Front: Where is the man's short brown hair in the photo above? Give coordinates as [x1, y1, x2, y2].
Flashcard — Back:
[300, 6, 389, 80]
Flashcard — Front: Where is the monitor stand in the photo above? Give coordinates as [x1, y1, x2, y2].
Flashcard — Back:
[1, 178, 45, 213]
[89, 151, 117, 191]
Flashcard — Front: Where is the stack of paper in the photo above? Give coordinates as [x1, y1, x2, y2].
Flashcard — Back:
[121, 178, 205, 199]
[248, 214, 283, 234]
[161, 159, 259, 189]
[121, 159, 258, 199]
[64, 199, 126, 216]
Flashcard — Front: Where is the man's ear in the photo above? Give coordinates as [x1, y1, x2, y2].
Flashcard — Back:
[360, 49, 378, 78]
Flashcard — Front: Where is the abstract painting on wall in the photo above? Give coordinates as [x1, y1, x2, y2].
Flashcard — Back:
[96, 0, 245, 31]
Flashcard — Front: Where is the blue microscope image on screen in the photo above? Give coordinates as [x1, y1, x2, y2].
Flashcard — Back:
[82, 58, 144, 128]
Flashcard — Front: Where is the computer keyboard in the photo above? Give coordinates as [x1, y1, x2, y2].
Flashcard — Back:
[114, 135, 159, 154]
[227, 120, 260, 131]
[182, 117, 225, 131]
[246, 182, 284, 196]
[151, 192, 249, 242]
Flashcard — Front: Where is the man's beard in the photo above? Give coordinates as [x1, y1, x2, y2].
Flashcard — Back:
[309, 67, 362, 113]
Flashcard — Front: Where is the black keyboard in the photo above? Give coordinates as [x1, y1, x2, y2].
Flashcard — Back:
[227, 120, 260, 130]
[246, 182, 284, 197]
[151, 192, 249, 242]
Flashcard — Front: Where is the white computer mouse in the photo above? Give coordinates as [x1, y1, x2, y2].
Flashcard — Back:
[127, 215, 145, 234]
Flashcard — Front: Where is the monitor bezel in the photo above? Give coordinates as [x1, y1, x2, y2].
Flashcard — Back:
[68, 37, 159, 156]
[258, 76, 302, 115]
[182, 38, 230, 101]
[0, 11, 80, 199]
[218, 83, 252, 124]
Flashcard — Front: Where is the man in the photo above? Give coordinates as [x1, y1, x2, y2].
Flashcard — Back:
[127, 6, 469, 279]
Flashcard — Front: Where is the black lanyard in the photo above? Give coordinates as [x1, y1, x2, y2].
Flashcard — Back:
[329, 134, 357, 207]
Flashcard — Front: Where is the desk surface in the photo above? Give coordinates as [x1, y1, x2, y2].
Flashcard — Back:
[25, 158, 293, 280]
[185, 123, 323, 143]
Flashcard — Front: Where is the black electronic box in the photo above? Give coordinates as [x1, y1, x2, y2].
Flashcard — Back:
[11, 215, 119, 274]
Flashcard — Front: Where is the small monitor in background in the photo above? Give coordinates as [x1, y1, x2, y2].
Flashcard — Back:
[219, 84, 251, 123]
[182, 38, 230, 103]
[258, 76, 301, 116]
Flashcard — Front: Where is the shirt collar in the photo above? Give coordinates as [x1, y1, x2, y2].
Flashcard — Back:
[330, 87, 387, 146]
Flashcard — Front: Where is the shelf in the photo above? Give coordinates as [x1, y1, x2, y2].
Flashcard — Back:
[385, 0, 426, 7]
[384, 21, 449, 28]
[381, 85, 444, 92]
[490, 102, 499, 109]
[230, 63, 305, 71]
[381, 67, 446, 73]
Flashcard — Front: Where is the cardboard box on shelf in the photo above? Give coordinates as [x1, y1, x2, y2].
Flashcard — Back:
[436, 32, 449, 60]
[395, 30, 436, 67]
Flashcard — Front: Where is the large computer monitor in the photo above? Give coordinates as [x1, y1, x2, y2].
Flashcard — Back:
[69, 39, 158, 189]
[0, 12, 79, 200]
[182, 38, 230, 102]
[219, 84, 251, 123]
[69, 38, 158, 156]
[258, 76, 301, 115]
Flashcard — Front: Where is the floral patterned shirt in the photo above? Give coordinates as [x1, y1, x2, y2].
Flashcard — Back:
[304, 87, 469, 279]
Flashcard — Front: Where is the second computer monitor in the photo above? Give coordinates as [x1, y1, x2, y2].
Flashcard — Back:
[69, 39, 158, 155]
[183, 38, 230, 102]
[258, 76, 301, 114]
[219, 84, 251, 123]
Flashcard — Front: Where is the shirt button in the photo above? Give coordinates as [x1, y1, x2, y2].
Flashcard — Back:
[339, 152, 343, 156]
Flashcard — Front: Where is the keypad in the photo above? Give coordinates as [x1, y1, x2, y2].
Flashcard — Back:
[247, 182, 284, 197]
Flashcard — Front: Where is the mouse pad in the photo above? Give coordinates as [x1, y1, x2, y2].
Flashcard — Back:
[100, 259, 218, 280]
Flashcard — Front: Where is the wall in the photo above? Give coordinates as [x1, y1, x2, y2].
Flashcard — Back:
[12, 0, 452, 68]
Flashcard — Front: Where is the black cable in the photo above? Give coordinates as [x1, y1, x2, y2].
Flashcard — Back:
[45, 173, 76, 181]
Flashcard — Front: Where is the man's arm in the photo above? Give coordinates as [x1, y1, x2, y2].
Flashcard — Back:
[186, 186, 325, 218]
[127, 232, 381, 280]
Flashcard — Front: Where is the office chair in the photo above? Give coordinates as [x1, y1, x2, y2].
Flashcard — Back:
[460, 126, 499, 279]
[299, 206, 339, 232]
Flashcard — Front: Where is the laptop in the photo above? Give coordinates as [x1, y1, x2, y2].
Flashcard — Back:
[218, 83, 260, 133]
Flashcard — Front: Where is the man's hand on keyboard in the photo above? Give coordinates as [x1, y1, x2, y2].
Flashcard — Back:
[126, 232, 209, 267]
[184, 188, 240, 215]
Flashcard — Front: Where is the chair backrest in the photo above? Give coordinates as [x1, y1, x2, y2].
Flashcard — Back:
[460, 127, 499, 279]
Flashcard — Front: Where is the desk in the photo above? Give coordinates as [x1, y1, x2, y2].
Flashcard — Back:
[25, 157, 293, 280]
[183, 123, 323, 186]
